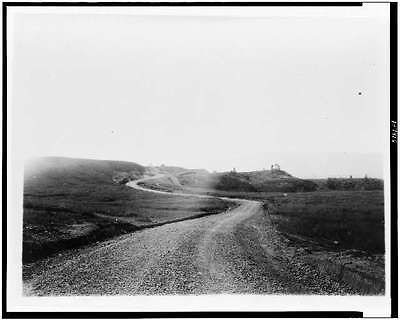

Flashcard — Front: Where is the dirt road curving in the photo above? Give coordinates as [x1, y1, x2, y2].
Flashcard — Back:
[24, 175, 350, 295]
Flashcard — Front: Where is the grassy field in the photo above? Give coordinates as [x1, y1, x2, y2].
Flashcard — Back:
[311, 178, 383, 191]
[259, 190, 385, 294]
[262, 190, 385, 254]
[23, 157, 231, 264]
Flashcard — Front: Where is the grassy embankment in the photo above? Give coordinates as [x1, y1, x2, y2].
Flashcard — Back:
[23, 157, 231, 264]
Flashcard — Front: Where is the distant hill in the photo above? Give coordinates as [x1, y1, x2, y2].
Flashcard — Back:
[144, 164, 209, 177]
[174, 169, 317, 193]
[25, 156, 146, 192]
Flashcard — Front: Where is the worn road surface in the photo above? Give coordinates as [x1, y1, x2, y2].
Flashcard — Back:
[24, 176, 350, 295]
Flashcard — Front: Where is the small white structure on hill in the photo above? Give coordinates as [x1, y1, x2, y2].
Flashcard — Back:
[270, 163, 281, 171]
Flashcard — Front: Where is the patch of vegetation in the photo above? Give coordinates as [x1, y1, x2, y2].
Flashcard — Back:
[23, 157, 231, 263]
[251, 178, 317, 192]
[263, 190, 385, 254]
[214, 172, 257, 192]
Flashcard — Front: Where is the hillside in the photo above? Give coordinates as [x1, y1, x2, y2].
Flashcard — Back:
[25, 156, 146, 190]
[138, 165, 383, 193]
[174, 169, 317, 193]
[23, 157, 231, 264]
[139, 168, 317, 193]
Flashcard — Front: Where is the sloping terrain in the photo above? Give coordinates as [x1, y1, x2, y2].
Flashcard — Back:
[23, 157, 231, 263]
[25, 156, 146, 187]
[140, 170, 384, 194]
[141, 169, 318, 193]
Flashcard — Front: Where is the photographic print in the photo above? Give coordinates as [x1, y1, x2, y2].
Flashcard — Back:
[4, 2, 395, 317]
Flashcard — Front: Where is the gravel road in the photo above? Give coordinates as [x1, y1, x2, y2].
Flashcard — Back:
[24, 176, 351, 295]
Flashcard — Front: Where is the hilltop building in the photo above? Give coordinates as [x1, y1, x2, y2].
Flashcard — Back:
[270, 163, 281, 171]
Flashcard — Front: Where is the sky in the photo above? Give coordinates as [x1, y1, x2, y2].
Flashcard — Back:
[10, 5, 389, 178]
